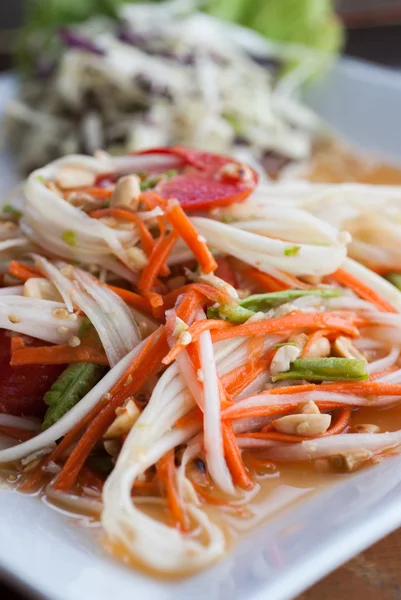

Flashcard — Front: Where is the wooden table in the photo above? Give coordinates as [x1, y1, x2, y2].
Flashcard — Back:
[299, 529, 401, 599]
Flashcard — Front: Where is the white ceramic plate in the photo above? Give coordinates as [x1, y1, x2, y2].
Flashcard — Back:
[2, 46, 401, 600]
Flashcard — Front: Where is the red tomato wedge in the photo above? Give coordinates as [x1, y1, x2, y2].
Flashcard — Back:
[215, 257, 238, 288]
[136, 146, 258, 211]
[0, 331, 64, 417]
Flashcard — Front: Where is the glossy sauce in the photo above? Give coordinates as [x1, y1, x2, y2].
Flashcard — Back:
[307, 142, 401, 184]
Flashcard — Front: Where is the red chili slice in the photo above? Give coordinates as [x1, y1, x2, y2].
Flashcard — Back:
[136, 146, 258, 211]
[0, 331, 64, 418]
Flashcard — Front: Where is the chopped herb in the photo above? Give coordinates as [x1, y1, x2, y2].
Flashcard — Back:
[165, 169, 178, 178]
[36, 175, 46, 184]
[61, 230, 78, 246]
[42, 362, 106, 430]
[284, 245, 301, 256]
[2, 204, 22, 219]
[272, 357, 368, 383]
[140, 178, 158, 191]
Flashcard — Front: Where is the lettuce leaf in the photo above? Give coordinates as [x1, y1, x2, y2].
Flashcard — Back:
[205, 0, 343, 54]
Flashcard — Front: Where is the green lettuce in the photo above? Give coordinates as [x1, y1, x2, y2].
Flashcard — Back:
[205, 0, 343, 54]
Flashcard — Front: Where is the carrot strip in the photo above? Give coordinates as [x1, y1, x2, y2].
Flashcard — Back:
[53, 329, 168, 492]
[222, 422, 253, 489]
[162, 319, 232, 364]
[175, 406, 203, 428]
[90, 207, 155, 256]
[301, 329, 331, 358]
[107, 285, 153, 315]
[164, 311, 359, 365]
[163, 282, 230, 310]
[165, 200, 217, 274]
[10, 340, 109, 366]
[143, 290, 164, 309]
[19, 399, 109, 493]
[211, 312, 359, 344]
[243, 267, 309, 291]
[369, 366, 398, 380]
[222, 348, 275, 398]
[132, 480, 160, 497]
[329, 268, 397, 313]
[156, 449, 189, 531]
[76, 187, 114, 199]
[175, 289, 205, 324]
[243, 267, 290, 292]
[9, 261, 42, 282]
[138, 231, 179, 296]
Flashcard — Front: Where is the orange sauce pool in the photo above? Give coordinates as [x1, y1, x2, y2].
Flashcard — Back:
[307, 142, 401, 184]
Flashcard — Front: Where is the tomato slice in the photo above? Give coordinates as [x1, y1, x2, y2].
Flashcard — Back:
[154, 174, 253, 211]
[136, 146, 258, 211]
[0, 331, 64, 418]
[215, 257, 238, 288]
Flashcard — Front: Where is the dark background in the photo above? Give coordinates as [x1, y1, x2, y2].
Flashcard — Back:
[0, 1, 401, 599]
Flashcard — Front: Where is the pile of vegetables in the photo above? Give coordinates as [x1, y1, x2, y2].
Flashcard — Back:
[0, 147, 401, 576]
[7, 0, 341, 173]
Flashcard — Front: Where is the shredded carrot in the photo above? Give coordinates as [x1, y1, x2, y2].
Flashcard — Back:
[243, 267, 309, 291]
[156, 449, 189, 531]
[9, 261, 42, 282]
[138, 230, 179, 297]
[243, 267, 290, 291]
[19, 399, 109, 493]
[90, 207, 155, 256]
[164, 311, 359, 365]
[132, 480, 160, 496]
[175, 289, 205, 325]
[162, 319, 232, 364]
[211, 312, 359, 344]
[369, 366, 398, 380]
[53, 329, 168, 492]
[10, 339, 109, 366]
[165, 200, 217, 274]
[329, 268, 397, 313]
[175, 406, 203, 429]
[217, 378, 235, 409]
[76, 187, 114, 199]
[163, 282, 231, 310]
[222, 348, 275, 398]
[222, 422, 253, 489]
[143, 290, 164, 309]
[107, 285, 153, 315]
[301, 328, 331, 357]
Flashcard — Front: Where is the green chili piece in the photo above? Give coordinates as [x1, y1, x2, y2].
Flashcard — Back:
[272, 357, 368, 383]
[239, 288, 340, 311]
[42, 362, 106, 430]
